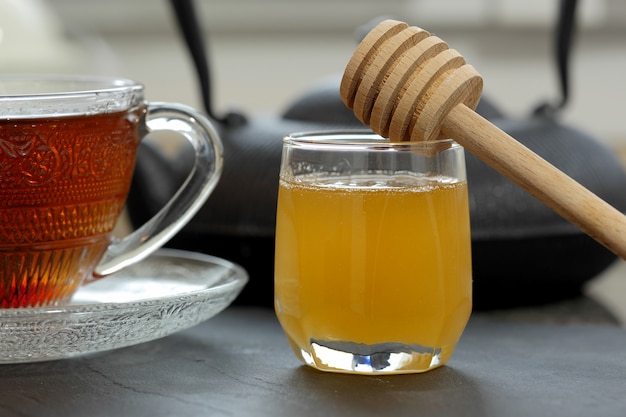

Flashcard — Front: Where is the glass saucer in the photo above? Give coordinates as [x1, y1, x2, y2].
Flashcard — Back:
[0, 249, 248, 364]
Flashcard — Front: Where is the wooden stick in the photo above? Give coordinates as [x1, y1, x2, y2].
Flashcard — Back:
[340, 19, 626, 259]
[444, 104, 626, 259]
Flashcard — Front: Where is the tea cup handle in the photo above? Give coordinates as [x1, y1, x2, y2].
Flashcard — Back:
[93, 102, 223, 277]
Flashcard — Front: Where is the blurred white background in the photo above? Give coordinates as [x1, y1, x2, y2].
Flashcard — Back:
[2, 0, 626, 321]
[1, 0, 625, 145]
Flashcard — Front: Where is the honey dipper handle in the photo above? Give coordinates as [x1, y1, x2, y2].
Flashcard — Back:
[443, 104, 626, 259]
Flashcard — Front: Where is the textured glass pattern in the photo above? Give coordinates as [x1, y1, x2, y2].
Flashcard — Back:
[0, 249, 247, 363]
[0, 110, 140, 307]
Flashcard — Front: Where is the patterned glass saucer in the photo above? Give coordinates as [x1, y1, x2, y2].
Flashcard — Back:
[0, 249, 248, 364]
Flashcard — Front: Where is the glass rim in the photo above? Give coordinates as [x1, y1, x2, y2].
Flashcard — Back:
[0, 75, 145, 119]
[0, 74, 143, 99]
[284, 130, 459, 150]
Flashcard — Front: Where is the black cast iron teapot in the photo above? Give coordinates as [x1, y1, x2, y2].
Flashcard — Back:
[126, 0, 626, 309]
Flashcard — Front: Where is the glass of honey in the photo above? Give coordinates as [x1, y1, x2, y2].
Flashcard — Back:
[274, 131, 472, 374]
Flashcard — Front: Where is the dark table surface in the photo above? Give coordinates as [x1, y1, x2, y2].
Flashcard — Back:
[1, 301, 625, 417]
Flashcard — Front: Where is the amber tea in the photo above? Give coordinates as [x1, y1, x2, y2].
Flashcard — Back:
[0, 111, 142, 307]
[0, 75, 224, 309]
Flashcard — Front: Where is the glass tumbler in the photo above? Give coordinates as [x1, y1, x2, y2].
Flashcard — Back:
[274, 131, 472, 374]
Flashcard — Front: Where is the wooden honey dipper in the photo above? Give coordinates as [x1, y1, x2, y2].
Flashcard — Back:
[340, 19, 626, 260]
